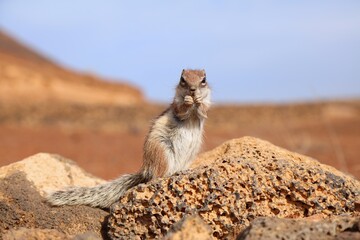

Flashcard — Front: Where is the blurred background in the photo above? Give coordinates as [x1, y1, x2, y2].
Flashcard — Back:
[0, 1, 359, 179]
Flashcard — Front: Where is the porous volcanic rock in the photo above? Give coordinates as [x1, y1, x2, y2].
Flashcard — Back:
[108, 137, 360, 239]
[236, 216, 360, 240]
[0, 154, 107, 238]
[163, 215, 212, 240]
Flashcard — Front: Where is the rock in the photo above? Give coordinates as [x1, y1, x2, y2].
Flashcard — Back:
[73, 232, 102, 240]
[108, 137, 360, 239]
[2, 228, 102, 240]
[2, 228, 71, 240]
[236, 216, 360, 240]
[163, 215, 213, 240]
[0, 153, 108, 238]
[0, 153, 105, 196]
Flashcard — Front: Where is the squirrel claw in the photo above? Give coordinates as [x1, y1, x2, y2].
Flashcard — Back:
[194, 95, 202, 104]
[184, 95, 194, 105]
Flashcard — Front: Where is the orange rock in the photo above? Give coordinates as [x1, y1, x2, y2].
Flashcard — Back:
[108, 137, 360, 239]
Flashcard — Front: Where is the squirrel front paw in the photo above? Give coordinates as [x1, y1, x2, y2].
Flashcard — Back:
[194, 95, 202, 104]
[184, 95, 194, 105]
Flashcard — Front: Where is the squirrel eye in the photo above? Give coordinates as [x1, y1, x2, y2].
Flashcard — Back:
[201, 77, 207, 85]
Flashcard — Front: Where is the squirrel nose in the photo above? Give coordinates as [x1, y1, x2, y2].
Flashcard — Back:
[190, 87, 196, 92]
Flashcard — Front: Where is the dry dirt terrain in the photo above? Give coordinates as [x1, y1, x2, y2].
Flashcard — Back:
[1, 101, 359, 180]
[0, 29, 359, 180]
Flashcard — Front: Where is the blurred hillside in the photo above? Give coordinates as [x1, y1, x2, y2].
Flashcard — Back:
[0, 30, 143, 106]
[0, 29, 359, 179]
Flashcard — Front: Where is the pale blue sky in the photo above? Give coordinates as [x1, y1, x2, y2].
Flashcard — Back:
[0, 1, 359, 103]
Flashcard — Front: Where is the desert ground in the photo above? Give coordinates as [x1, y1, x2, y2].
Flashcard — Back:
[0, 101, 359, 180]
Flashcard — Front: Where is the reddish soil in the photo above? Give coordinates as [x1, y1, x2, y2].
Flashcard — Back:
[0, 125, 144, 178]
[0, 102, 359, 180]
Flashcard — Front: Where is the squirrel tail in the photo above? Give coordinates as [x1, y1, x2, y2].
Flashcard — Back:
[47, 173, 147, 208]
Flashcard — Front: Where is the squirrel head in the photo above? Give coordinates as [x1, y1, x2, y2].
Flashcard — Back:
[176, 69, 210, 97]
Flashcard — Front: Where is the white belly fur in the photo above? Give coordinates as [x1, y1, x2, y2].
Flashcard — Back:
[167, 119, 203, 175]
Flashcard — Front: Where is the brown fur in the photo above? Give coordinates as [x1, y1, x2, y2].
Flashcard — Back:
[181, 69, 206, 84]
[142, 137, 168, 178]
[172, 102, 193, 120]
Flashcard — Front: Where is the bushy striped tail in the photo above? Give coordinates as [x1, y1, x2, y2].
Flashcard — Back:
[47, 173, 146, 208]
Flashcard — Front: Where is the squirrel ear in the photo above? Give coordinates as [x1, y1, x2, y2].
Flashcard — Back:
[181, 69, 186, 77]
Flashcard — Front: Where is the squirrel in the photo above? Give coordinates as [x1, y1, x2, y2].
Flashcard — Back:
[47, 69, 211, 208]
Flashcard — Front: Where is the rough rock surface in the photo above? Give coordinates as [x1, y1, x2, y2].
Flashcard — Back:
[108, 137, 360, 239]
[2, 228, 102, 240]
[236, 216, 360, 240]
[0, 153, 105, 196]
[163, 215, 213, 240]
[0, 154, 107, 238]
[2, 228, 71, 240]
